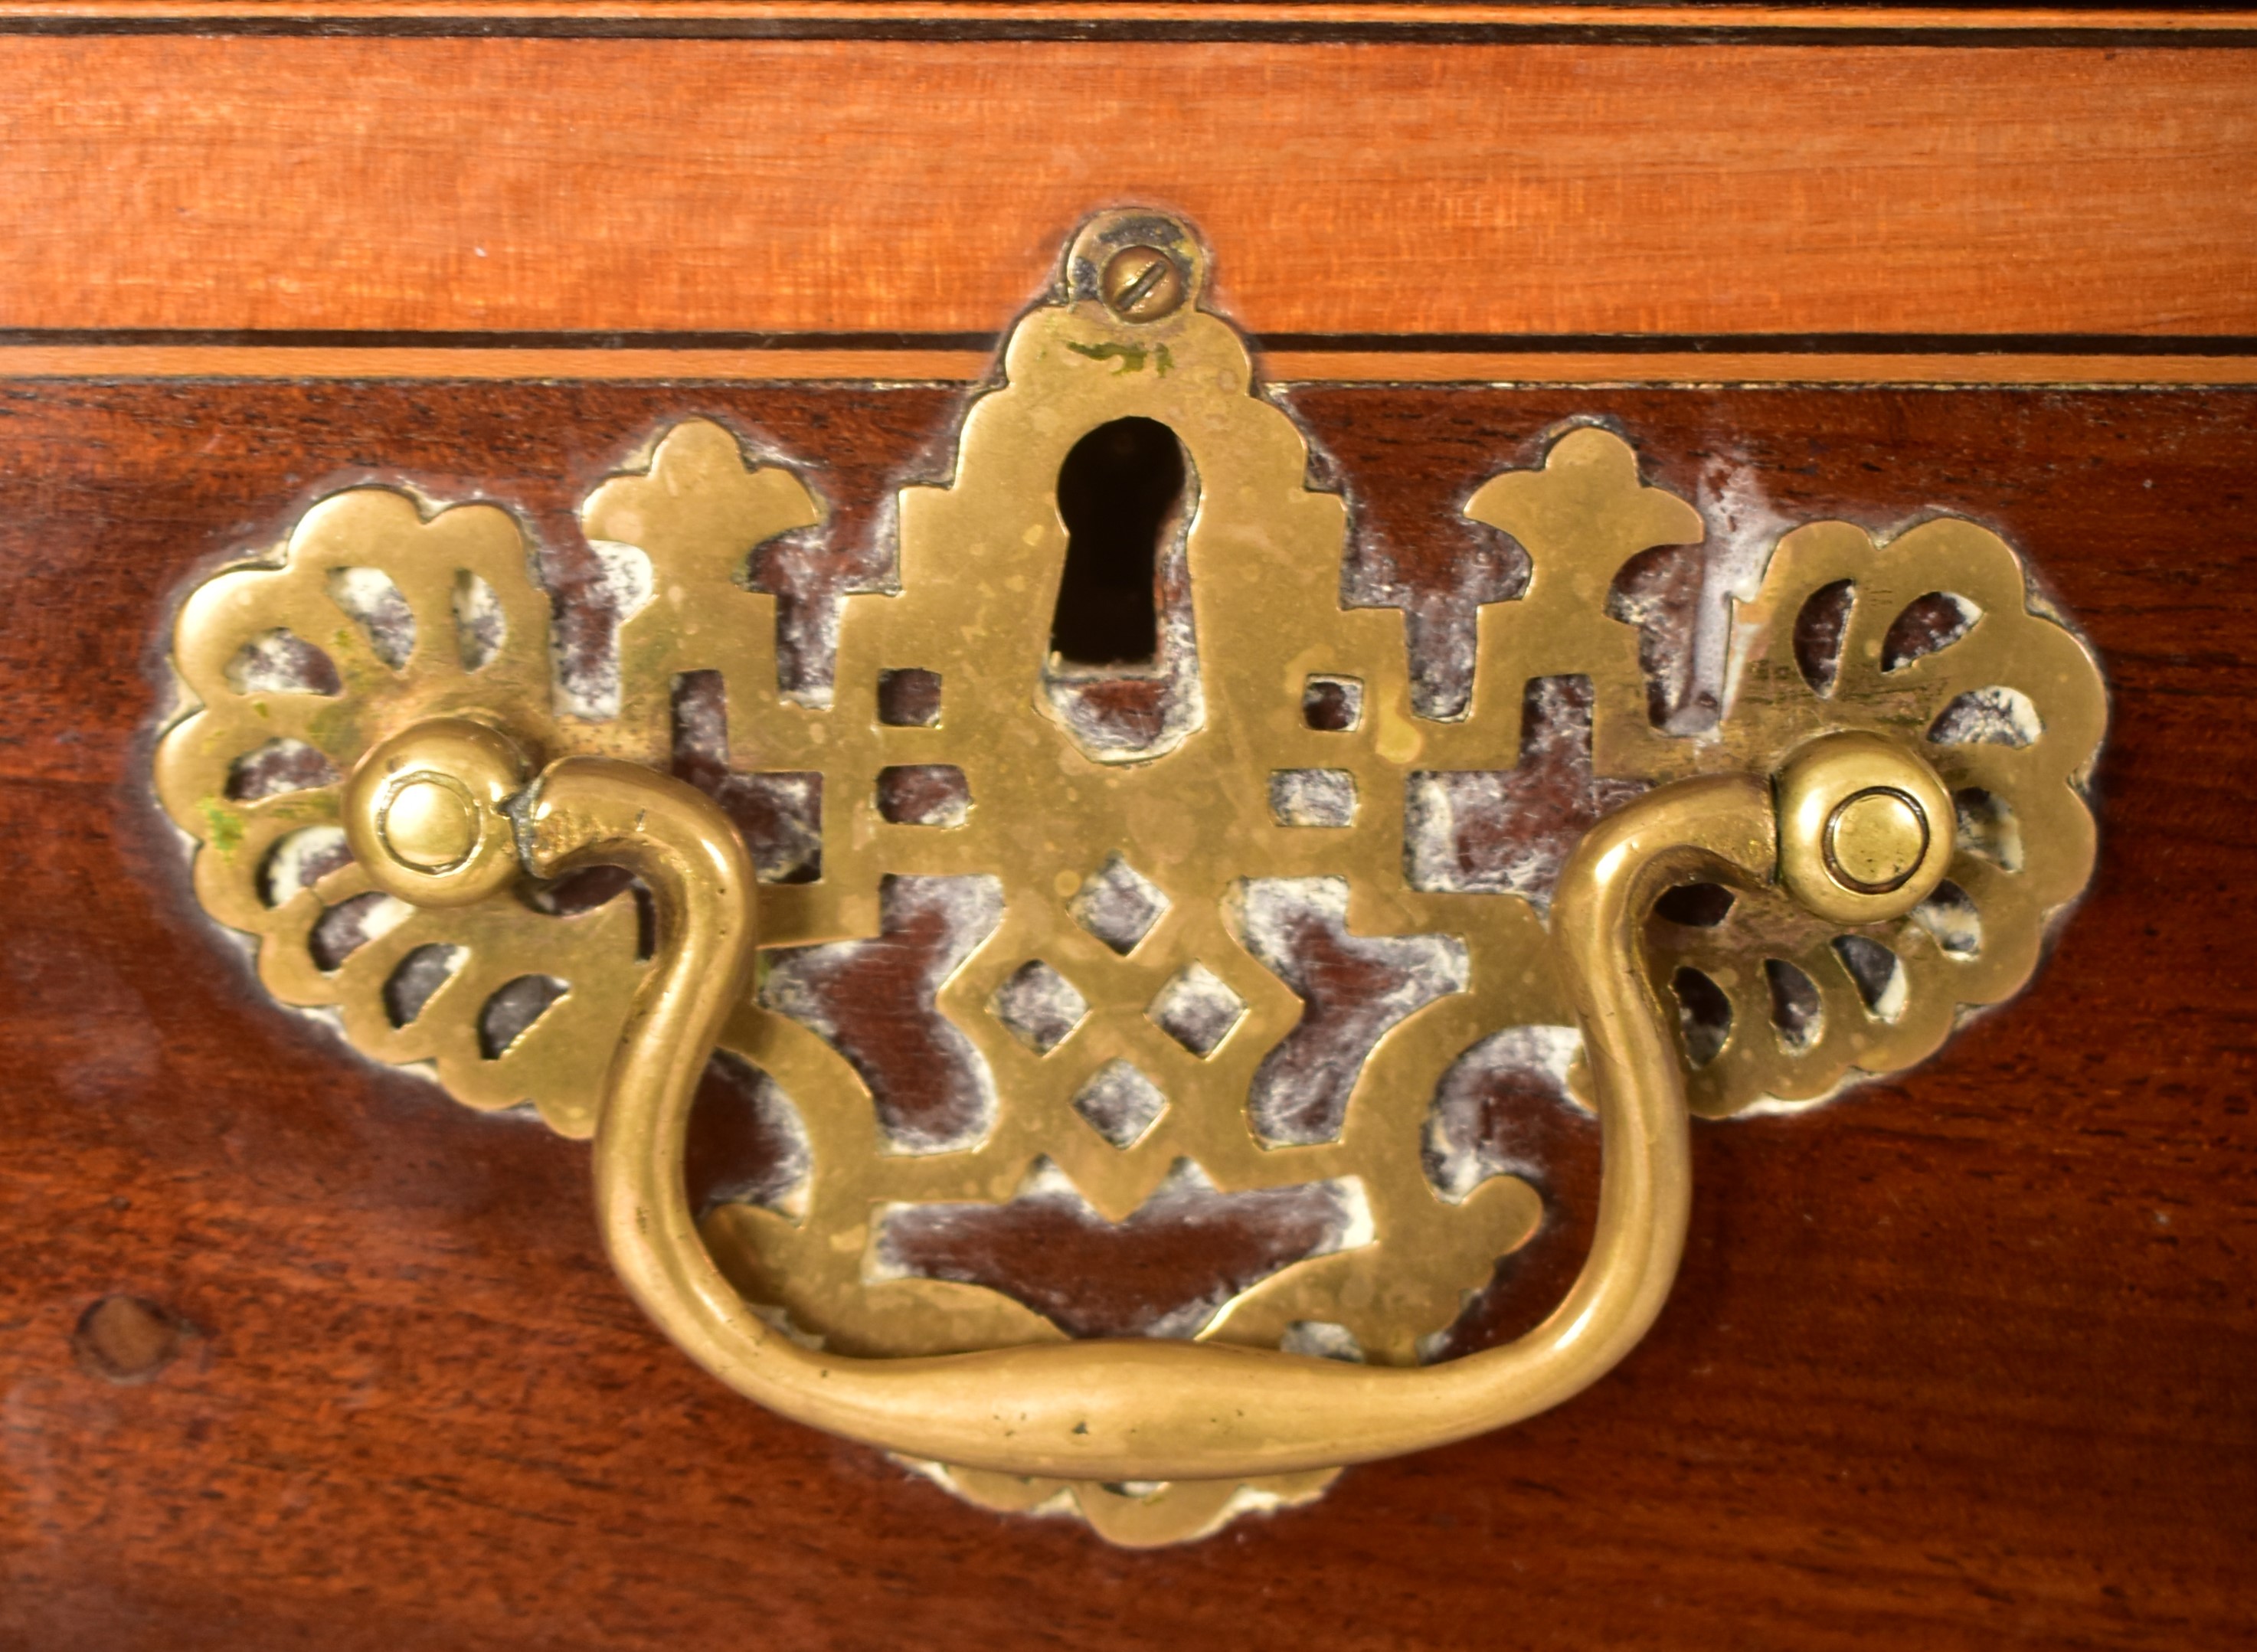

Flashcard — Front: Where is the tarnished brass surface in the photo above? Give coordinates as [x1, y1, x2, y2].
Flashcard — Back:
[342, 718, 530, 909]
[325, 720, 1946, 1486]
[310, 712, 1955, 1513]
[1773, 730, 1954, 927]
[155, 214, 2108, 1542]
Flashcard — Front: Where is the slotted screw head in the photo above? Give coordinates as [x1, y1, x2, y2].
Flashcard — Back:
[1100, 245, 1186, 322]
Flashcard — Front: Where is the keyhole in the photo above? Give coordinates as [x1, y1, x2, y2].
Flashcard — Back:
[1049, 417, 1187, 668]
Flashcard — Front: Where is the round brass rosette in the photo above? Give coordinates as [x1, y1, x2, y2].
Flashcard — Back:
[1634, 518, 2106, 1117]
[154, 215, 2105, 1546]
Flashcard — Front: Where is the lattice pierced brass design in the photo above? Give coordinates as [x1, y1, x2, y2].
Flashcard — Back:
[155, 213, 2105, 1546]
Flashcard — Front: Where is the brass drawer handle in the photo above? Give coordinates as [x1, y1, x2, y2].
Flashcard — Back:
[342, 720, 1949, 1482]
[156, 211, 2105, 1540]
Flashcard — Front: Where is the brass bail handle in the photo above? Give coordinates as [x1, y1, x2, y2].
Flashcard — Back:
[343, 720, 1953, 1481]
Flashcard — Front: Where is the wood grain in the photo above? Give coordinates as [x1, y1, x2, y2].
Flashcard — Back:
[0, 378, 2251, 1649]
[2, 36, 2252, 339]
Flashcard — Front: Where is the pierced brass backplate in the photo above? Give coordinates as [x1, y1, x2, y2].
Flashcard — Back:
[154, 212, 2106, 1546]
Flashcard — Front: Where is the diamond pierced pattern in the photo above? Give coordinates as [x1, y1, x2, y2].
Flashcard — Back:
[1067, 852, 1170, 954]
[1070, 1060, 1168, 1149]
[989, 960, 1089, 1055]
[1146, 962, 1247, 1057]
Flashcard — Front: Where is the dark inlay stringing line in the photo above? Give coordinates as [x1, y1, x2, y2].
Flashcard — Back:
[9, 329, 2256, 357]
[0, 15, 2255, 47]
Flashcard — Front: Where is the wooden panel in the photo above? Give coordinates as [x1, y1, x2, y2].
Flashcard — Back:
[2, 379, 2252, 1648]
[2, 34, 2254, 338]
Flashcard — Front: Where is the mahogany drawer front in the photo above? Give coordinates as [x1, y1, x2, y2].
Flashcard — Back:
[2, 9, 2255, 1650]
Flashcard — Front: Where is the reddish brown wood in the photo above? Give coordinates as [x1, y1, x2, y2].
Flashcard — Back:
[883, 1180, 1359, 1340]
[3, 35, 2254, 338]
[1, 379, 2253, 1649]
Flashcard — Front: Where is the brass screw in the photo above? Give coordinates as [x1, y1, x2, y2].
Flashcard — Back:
[1100, 245, 1186, 322]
